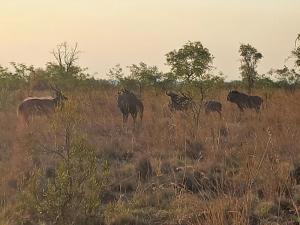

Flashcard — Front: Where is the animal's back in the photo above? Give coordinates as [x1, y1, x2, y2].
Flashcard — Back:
[228, 90, 263, 112]
[205, 101, 222, 111]
[18, 97, 55, 116]
[249, 96, 263, 108]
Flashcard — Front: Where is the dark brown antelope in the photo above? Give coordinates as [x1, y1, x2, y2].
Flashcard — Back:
[165, 91, 194, 111]
[204, 100, 222, 118]
[17, 87, 68, 125]
[117, 88, 144, 127]
[227, 90, 263, 112]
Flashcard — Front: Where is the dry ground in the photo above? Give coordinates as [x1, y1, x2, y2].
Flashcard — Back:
[0, 88, 300, 224]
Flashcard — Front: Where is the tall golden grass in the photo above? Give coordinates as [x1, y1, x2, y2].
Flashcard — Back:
[0, 88, 300, 224]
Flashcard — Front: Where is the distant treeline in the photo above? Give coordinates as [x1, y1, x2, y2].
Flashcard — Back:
[0, 36, 299, 94]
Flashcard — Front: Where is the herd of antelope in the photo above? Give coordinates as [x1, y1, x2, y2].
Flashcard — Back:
[17, 87, 263, 126]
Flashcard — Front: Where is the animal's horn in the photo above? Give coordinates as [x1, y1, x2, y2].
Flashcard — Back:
[49, 84, 59, 92]
[180, 91, 187, 98]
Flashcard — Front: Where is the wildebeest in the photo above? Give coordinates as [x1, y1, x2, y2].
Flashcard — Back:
[204, 100, 222, 117]
[117, 88, 144, 126]
[166, 91, 194, 111]
[227, 90, 263, 112]
[17, 87, 68, 124]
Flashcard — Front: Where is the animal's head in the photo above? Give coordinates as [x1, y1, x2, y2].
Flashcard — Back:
[50, 85, 68, 103]
[227, 90, 239, 102]
[118, 88, 130, 95]
[180, 91, 193, 101]
[166, 90, 178, 98]
[56, 90, 68, 102]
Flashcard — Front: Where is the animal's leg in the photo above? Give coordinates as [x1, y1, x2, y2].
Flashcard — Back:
[123, 113, 129, 124]
[132, 112, 137, 129]
[139, 111, 143, 125]
[255, 107, 260, 113]
[218, 110, 222, 119]
[168, 102, 174, 112]
[237, 104, 244, 112]
[19, 113, 29, 127]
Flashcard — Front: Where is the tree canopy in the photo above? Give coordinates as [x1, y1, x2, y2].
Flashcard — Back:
[239, 44, 263, 93]
[166, 41, 213, 82]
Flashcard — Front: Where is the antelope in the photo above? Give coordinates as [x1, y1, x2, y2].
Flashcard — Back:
[204, 100, 222, 118]
[227, 90, 263, 112]
[17, 87, 68, 125]
[117, 88, 144, 126]
[165, 91, 194, 111]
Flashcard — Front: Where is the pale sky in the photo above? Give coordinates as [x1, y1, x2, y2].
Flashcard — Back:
[0, 0, 299, 80]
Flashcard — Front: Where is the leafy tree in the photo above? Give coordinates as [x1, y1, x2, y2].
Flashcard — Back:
[106, 64, 139, 91]
[291, 33, 300, 72]
[271, 34, 300, 92]
[107, 64, 124, 83]
[166, 41, 223, 101]
[166, 41, 213, 83]
[239, 44, 263, 93]
[293, 33, 300, 60]
[14, 101, 109, 225]
[128, 62, 162, 95]
[159, 72, 178, 90]
[28, 68, 51, 91]
[0, 62, 33, 90]
[272, 66, 299, 92]
[166, 41, 223, 129]
[256, 75, 277, 89]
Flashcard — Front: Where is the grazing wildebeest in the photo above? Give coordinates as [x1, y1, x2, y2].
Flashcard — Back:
[227, 90, 263, 112]
[166, 91, 194, 111]
[204, 100, 222, 117]
[117, 88, 144, 126]
[18, 87, 68, 125]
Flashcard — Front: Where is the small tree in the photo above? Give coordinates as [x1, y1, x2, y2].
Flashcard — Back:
[166, 41, 213, 83]
[293, 33, 300, 58]
[28, 68, 51, 91]
[160, 72, 178, 90]
[166, 41, 222, 129]
[271, 34, 300, 92]
[128, 62, 162, 95]
[166, 41, 222, 100]
[107, 64, 140, 91]
[107, 64, 124, 83]
[47, 42, 89, 88]
[239, 44, 263, 93]
[0, 63, 33, 91]
[14, 101, 109, 225]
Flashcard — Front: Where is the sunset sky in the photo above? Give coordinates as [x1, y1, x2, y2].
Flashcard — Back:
[1, 0, 299, 80]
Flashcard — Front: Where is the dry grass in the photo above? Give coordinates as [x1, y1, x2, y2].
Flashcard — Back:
[0, 88, 300, 224]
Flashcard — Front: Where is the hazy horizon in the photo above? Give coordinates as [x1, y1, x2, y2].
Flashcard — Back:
[1, 0, 299, 80]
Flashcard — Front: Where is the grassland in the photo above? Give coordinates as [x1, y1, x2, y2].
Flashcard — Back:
[0, 87, 300, 225]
